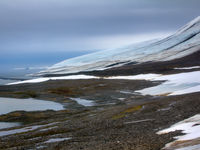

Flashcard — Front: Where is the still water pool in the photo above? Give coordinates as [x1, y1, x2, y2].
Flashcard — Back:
[0, 97, 64, 130]
[0, 97, 64, 115]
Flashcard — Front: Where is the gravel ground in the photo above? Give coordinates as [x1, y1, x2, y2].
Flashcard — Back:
[0, 79, 199, 150]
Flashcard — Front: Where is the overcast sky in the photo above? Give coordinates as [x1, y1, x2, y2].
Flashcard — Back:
[0, 0, 200, 72]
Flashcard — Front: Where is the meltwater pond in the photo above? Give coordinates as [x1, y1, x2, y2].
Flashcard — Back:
[0, 97, 64, 115]
[0, 122, 21, 130]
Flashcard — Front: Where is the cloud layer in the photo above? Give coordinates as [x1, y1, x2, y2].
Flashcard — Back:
[0, 0, 200, 52]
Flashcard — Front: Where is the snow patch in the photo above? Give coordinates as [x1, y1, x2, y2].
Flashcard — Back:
[174, 66, 200, 70]
[7, 70, 200, 96]
[137, 71, 200, 96]
[8, 75, 99, 85]
[157, 114, 200, 149]
[44, 137, 71, 143]
[71, 98, 94, 107]
[176, 144, 200, 150]
[106, 74, 161, 80]
[171, 85, 200, 95]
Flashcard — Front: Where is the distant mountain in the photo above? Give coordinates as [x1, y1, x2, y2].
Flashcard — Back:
[38, 16, 200, 76]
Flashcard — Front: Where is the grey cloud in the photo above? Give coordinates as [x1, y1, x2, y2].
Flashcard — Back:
[0, 0, 200, 53]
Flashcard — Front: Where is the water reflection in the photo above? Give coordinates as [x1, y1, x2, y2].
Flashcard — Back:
[0, 97, 64, 115]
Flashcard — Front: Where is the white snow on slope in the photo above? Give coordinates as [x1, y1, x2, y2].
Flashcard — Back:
[106, 71, 200, 96]
[172, 85, 200, 95]
[157, 114, 200, 150]
[44, 137, 71, 143]
[8, 71, 200, 96]
[8, 75, 98, 85]
[8, 74, 161, 85]
[38, 16, 200, 75]
[174, 66, 200, 70]
[136, 71, 200, 96]
[106, 74, 161, 80]
[8, 78, 49, 85]
[70, 98, 94, 107]
[176, 144, 200, 150]
[152, 71, 200, 85]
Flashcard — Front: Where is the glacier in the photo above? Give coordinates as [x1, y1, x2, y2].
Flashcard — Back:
[38, 16, 200, 76]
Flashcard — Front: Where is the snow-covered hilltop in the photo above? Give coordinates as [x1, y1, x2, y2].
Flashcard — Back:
[39, 16, 200, 76]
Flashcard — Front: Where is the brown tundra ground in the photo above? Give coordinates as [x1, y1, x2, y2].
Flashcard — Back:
[0, 78, 199, 150]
